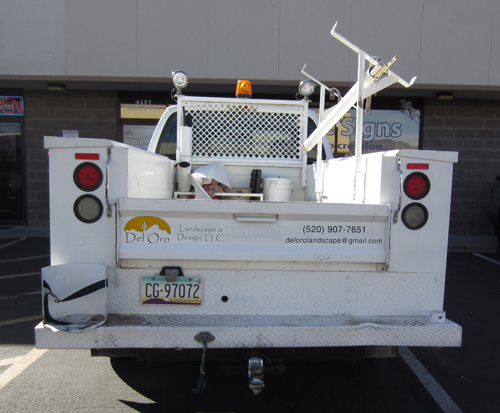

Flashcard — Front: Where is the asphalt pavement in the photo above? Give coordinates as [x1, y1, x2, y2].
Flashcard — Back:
[412, 251, 500, 413]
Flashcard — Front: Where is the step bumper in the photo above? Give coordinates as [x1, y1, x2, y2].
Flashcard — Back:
[35, 314, 462, 349]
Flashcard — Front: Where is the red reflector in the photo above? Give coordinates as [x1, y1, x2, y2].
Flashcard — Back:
[75, 153, 100, 160]
[407, 163, 429, 170]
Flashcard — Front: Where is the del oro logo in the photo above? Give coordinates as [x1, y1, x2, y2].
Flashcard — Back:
[124, 216, 171, 244]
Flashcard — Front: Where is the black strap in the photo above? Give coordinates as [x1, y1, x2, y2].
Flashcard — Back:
[43, 279, 107, 326]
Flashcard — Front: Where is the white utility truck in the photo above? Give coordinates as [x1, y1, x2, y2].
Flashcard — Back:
[36, 23, 461, 394]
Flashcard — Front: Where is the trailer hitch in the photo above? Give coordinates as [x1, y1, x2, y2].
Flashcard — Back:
[248, 357, 265, 395]
[192, 332, 215, 395]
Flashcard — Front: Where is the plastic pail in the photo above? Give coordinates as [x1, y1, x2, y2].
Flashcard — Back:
[262, 178, 293, 201]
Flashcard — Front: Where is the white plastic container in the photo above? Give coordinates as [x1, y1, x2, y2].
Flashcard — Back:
[262, 178, 293, 201]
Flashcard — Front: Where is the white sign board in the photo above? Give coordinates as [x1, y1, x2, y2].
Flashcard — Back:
[63, 130, 79, 138]
[123, 125, 156, 150]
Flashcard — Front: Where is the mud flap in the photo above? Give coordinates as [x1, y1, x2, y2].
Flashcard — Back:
[42, 263, 107, 333]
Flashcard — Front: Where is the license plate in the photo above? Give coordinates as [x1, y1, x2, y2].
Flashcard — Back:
[141, 276, 202, 305]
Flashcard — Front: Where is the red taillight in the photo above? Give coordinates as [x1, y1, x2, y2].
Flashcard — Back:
[73, 162, 103, 192]
[404, 172, 430, 200]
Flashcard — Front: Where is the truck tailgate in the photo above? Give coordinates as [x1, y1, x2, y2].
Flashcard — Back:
[117, 198, 390, 264]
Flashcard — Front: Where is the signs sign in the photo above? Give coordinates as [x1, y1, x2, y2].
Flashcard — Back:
[324, 100, 421, 155]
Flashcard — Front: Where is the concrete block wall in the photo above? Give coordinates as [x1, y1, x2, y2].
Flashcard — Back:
[423, 98, 500, 237]
[24, 90, 118, 227]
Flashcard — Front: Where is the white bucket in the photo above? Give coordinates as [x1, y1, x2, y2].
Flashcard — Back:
[262, 178, 293, 202]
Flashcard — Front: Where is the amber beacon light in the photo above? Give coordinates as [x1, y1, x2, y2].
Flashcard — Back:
[236, 80, 252, 98]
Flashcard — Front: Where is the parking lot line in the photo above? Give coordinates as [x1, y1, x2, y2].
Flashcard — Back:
[399, 346, 463, 413]
[0, 272, 40, 280]
[0, 315, 42, 327]
[0, 347, 47, 390]
[0, 291, 40, 301]
[0, 356, 20, 367]
[0, 238, 26, 250]
[473, 253, 500, 266]
[0, 255, 50, 264]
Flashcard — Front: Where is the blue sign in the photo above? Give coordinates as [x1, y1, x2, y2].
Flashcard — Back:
[335, 100, 420, 154]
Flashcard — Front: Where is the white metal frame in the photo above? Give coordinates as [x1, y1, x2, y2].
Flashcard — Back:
[303, 22, 417, 201]
[176, 95, 310, 186]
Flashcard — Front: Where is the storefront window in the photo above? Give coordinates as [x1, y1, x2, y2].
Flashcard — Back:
[119, 92, 167, 150]
[0, 121, 23, 223]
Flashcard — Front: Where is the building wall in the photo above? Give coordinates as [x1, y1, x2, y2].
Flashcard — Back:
[423, 98, 500, 237]
[1, 0, 499, 87]
[24, 90, 118, 227]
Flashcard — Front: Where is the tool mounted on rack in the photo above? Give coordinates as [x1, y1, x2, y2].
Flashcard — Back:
[302, 21, 417, 202]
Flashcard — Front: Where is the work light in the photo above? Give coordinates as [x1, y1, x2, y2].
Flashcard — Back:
[171, 70, 189, 94]
[298, 80, 315, 100]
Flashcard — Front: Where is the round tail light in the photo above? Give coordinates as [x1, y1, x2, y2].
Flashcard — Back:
[74, 162, 103, 192]
[74, 195, 103, 223]
[402, 203, 428, 230]
[404, 172, 430, 200]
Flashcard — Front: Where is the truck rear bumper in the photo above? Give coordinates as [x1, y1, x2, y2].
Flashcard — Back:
[35, 314, 462, 349]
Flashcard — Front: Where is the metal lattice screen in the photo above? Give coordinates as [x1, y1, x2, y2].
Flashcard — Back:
[181, 98, 306, 163]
